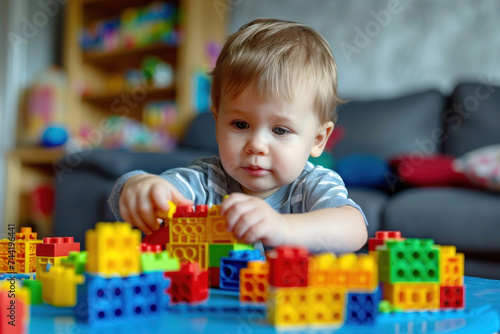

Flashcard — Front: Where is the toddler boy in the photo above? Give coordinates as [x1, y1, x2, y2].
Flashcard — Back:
[109, 18, 367, 253]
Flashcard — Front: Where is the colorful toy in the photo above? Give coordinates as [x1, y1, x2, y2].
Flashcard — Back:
[1, 228, 42, 274]
[0, 281, 30, 334]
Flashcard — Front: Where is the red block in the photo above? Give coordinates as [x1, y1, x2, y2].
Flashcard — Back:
[143, 225, 170, 245]
[209, 267, 220, 288]
[36, 237, 80, 257]
[440, 286, 465, 309]
[267, 246, 309, 288]
[139, 243, 162, 253]
[164, 262, 209, 304]
[0, 291, 27, 334]
[173, 205, 209, 218]
[368, 231, 403, 251]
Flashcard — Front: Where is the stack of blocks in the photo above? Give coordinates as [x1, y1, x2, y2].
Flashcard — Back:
[370, 231, 465, 311]
[143, 202, 254, 289]
[76, 222, 171, 324]
[265, 246, 379, 327]
[0, 228, 41, 274]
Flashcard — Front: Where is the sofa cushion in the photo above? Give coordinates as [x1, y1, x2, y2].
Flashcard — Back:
[180, 112, 218, 152]
[384, 187, 500, 253]
[334, 89, 446, 160]
[443, 82, 500, 157]
[347, 187, 388, 238]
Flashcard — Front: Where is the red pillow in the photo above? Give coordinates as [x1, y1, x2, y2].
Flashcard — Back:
[389, 154, 473, 187]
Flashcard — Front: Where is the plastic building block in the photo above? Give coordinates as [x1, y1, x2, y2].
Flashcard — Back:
[220, 250, 264, 291]
[39, 265, 85, 307]
[0, 282, 29, 334]
[170, 216, 208, 243]
[0, 273, 32, 280]
[382, 282, 440, 310]
[240, 261, 269, 303]
[368, 231, 403, 252]
[167, 243, 208, 269]
[22, 279, 43, 305]
[345, 291, 379, 325]
[139, 243, 162, 253]
[308, 253, 336, 286]
[173, 205, 208, 218]
[268, 246, 309, 288]
[440, 286, 465, 309]
[123, 272, 171, 316]
[86, 222, 141, 277]
[61, 251, 88, 275]
[15, 227, 37, 240]
[156, 200, 176, 220]
[143, 224, 170, 245]
[348, 253, 378, 290]
[36, 237, 80, 257]
[208, 267, 220, 287]
[36, 256, 66, 279]
[209, 244, 234, 268]
[378, 239, 440, 283]
[440, 246, 464, 286]
[76, 274, 127, 324]
[1, 238, 42, 273]
[140, 250, 180, 272]
[164, 262, 208, 304]
[267, 286, 309, 326]
[207, 205, 238, 244]
[308, 286, 346, 326]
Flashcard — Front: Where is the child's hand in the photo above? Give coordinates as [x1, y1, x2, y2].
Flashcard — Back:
[221, 193, 289, 246]
[119, 174, 193, 234]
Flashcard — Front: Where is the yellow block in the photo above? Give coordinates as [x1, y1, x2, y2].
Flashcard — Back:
[383, 282, 440, 310]
[39, 265, 84, 307]
[440, 246, 464, 286]
[86, 222, 141, 276]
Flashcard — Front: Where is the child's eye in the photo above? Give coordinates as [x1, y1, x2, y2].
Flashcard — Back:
[231, 121, 249, 130]
[273, 127, 290, 135]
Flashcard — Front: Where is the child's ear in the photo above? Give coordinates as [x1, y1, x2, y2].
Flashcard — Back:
[211, 105, 219, 142]
[310, 121, 334, 158]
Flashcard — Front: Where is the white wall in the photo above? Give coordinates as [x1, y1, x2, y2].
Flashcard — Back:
[230, 0, 500, 99]
[0, 0, 63, 234]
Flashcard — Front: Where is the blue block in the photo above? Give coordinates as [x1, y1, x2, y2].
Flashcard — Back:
[75, 274, 126, 324]
[219, 250, 264, 291]
[0, 273, 32, 280]
[123, 272, 170, 317]
[345, 291, 378, 325]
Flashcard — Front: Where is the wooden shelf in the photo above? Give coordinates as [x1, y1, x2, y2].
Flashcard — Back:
[9, 147, 66, 164]
[82, 86, 175, 105]
[83, 43, 177, 65]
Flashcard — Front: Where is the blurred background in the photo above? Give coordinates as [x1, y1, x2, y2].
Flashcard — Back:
[1, 0, 499, 277]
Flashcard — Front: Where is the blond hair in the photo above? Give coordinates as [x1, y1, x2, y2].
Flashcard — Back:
[210, 18, 343, 124]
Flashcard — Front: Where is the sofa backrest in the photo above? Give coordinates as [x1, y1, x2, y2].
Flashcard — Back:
[443, 82, 500, 157]
[333, 89, 446, 160]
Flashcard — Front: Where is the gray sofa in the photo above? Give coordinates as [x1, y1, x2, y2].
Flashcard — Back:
[53, 82, 500, 278]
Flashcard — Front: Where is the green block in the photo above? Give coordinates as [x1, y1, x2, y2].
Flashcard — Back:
[233, 243, 254, 251]
[379, 239, 439, 283]
[61, 251, 88, 275]
[209, 244, 234, 267]
[141, 251, 180, 272]
[22, 279, 43, 305]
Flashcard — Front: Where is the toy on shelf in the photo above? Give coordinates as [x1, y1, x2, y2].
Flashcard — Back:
[24, 66, 68, 147]
[81, 2, 179, 53]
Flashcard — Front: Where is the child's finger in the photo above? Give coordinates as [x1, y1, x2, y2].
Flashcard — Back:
[220, 193, 249, 215]
[170, 187, 194, 206]
[137, 200, 160, 232]
[122, 202, 153, 235]
[224, 200, 256, 231]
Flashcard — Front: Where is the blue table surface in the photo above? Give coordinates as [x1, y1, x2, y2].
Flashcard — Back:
[28, 276, 500, 334]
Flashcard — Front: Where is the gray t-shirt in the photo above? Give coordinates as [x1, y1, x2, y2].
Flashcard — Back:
[108, 155, 366, 223]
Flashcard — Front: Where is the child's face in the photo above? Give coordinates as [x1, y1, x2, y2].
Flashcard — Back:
[213, 87, 333, 198]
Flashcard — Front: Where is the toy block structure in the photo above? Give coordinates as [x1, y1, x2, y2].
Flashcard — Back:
[86, 222, 141, 276]
[219, 250, 264, 291]
[370, 231, 465, 312]
[0, 281, 30, 334]
[167, 243, 209, 269]
[164, 262, 208, 304]
[1, 228, 42, 274]
[39, 265, 85, 307]
[76, 271, 170, 324]
[267, 246, 309, 287]
[61, 251, 88, 275]
[345, 291, 379, 325]
[240, 261, 269, 303]
[140, 250, 180, 272]
[36, 237, 80, 257]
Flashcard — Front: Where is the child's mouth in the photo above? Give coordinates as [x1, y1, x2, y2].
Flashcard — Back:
[243, 166, 270, 176]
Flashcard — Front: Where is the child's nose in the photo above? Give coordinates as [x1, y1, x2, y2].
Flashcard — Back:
[245, 133, 269, 155]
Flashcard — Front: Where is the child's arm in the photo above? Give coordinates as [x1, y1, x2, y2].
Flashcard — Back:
[221, 193, 367, 253]
[119, 174, 193, 234]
